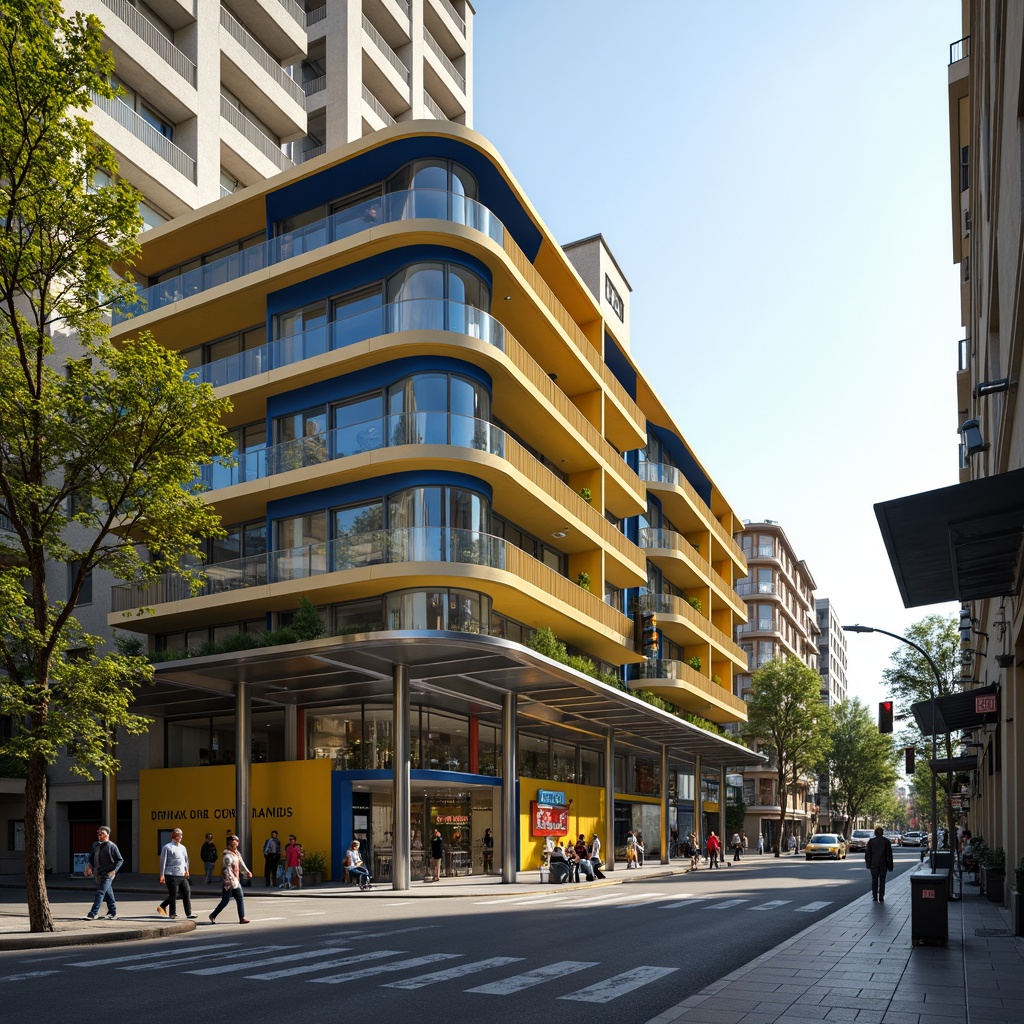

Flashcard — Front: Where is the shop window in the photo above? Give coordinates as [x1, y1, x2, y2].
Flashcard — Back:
[518, 733, 548, 779]
[308, 709, 363, 769]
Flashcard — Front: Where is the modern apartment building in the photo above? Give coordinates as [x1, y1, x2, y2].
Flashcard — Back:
[874, 2, 1023, 908]
[2, 118, 760, 879]
[732, 520, 822, 850]
[815, 598, 847, 708]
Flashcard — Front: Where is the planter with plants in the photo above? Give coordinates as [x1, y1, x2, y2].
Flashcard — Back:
[1012, 857, 1024, 936]
[301, 849, 327, 886]
[576, 571, 590, 591]
[983, 845, 1006, 904]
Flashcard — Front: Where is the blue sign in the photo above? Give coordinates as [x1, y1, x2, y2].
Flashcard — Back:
[537, 789, 567, 806]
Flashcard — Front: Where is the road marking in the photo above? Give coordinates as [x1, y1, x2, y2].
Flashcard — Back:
[252, 950, 404, 980]
[658, 896, 709, 909]
[383, 901, 415, 906]
[384, 956, 525, 989]
[0, 971, 62, 982]
[327, 925, 437, 940]
[749, 900, 792, 911]
[795, 901, 833, 913]
[559, 965, 679, 1003]
[122, 945, 287, 970]
[298, 911, 327, 916]
[706, 899, 750, 909]
[616, 895, 683, 908]
[67, 942, 242, 966]
[187, 947, 351, 975]
[311, 953, 461, 985]
[467, 960, 598, 995]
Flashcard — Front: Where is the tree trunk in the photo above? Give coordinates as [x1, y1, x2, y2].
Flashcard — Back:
[25, 751, 54, 932]
[775, 765, 787, 857]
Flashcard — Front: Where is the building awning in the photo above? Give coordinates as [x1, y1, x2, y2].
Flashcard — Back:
[910, 683, 1000, 735]
[928, 756, 978, 775]
[874, 467, 1024, 608]
[144, 631, 764, 770]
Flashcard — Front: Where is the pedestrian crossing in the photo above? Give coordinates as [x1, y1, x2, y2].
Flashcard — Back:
[474, 891, 833, 915]
[36, 940, 683, 1003]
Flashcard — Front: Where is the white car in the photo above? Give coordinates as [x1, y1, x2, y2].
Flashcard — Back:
[848, 829, 873, 852]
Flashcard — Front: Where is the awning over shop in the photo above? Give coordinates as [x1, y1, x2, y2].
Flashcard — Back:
[145, 631, 764, 769]
[928, 756, 979, 775]
[874, 467, 1024, 608]
[910, 683, 1000, 735]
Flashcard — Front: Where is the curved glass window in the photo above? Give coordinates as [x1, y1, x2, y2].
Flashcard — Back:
[386, 262, 490, 335]
[387, 371, 490, 448]
[386, 159, 478, 222]
[385, 588, 491, 634]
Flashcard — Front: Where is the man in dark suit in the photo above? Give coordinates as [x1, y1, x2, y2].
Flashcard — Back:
[865, 826, 895, 902]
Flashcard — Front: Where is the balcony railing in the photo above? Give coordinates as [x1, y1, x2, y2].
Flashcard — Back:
[423, 91, 448, 120]
[220, 97, 293, 171]
[434, 0, 466, 35]
[276, 0, 306, 28]
[307, 5, 327, 25]
[220, 6, 305, 106]
[101, 0, 197, 85]
[114, 189, 504, 323]
[736, 618, 777, 635]
[950, 35, 970, 64]
[90, 91, 196, 182]
[111, 527, 508, 610]
[958, 336, 970, 372]
[200, 411, 506, 490]
[190, 298, 505, 389]
[423, 28, 465, 91]
[735, 581, 777, 597]
[742, 543, 776, 559]
[363, 15, 410, 82]
[303, 74, 326, 96]
[362, 85, 395, 125]
[296, 144, 325, 163]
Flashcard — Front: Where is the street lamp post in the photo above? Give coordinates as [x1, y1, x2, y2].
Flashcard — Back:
[842, 624, 941, 859]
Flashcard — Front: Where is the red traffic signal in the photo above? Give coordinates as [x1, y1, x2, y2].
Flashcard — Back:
[879, 700, 894, 733]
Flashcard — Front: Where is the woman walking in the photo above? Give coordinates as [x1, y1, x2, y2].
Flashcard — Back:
[209, 835, 253, 925]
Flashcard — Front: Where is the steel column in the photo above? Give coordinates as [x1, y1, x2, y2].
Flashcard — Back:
[392, 664, 410, 890]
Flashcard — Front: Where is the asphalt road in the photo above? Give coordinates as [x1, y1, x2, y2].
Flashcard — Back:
[1, 849, 921, 1024]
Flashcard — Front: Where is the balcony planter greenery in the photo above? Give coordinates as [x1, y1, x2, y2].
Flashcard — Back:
[576, 571, 590, 591]
[577, 487, 592, 504]
[686, 655, 702, 672]
[685, 595, 702, 613]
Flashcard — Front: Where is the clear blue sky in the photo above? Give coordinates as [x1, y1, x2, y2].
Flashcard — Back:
[473, 1, 962, 703]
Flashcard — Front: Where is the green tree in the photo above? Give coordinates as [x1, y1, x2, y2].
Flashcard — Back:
[880, 614, 961, 842]
[0, 2, 233, 932]
[744, 657, 830, 856]
[824, 698, 898, 836]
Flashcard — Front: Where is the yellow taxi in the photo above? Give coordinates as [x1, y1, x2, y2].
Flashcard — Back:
[804, 833, 847, 860]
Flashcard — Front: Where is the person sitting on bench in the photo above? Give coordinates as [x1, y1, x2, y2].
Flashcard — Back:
[344, 840, 371, 889]
[548, 841, 572, 883]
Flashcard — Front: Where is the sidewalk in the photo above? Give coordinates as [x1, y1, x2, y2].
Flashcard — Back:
[646, 867, 1024, 1024]
[3, 863, 1023, 1024]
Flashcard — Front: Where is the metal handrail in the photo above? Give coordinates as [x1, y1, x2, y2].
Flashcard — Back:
[434, 0, 466, 35]
[274, 0, 306, 29]
[949, 35, 970, 64]
[90, 91, 196, 182]
[101, 0, 196, 85]
[363, 14, 410, 83]
[220, 6, 305, 105]
[219, 96, 293, 171]
[362, 85, 395, 124]
[423, 27, 465, 91]
[303, 74, 326, 96]
[307, 5, 327, 25]
[423, 92, 447, 120]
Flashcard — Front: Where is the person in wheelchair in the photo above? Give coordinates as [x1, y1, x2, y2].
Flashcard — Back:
[345, 840, 371, 889]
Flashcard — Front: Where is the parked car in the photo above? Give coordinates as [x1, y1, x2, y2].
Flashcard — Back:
[805, 833, 847, 860]
[902, 830, 924, 847]
[884, 831, 902, 846]
[848, 829, 873, 852]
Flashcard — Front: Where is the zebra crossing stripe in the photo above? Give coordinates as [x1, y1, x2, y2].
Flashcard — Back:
[252, 949, 404, 980]
[310, 953, 461, 985]
[748, 900, 792, 911]
[0, 971, 62, 983]
[187, 947, 351, 976]
[706, 899, 750, 909]
[467, 960, 598, 995]
[617, 895, 682, 908]
[67, 942, 243, 967]
[383, 957, 525, 990]
[122, 945, 287, 970]
[794, 901, 833, 913]
[658, 897, 708, 909]
[559, 965, 679, 1003]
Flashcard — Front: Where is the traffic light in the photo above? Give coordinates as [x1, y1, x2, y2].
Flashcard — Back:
[878, 700, 894, 733]
[641, 611, 659, 656]
[905, 747, 915, 774]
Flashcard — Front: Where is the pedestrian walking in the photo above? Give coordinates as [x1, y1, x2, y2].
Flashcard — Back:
[262, 830, 281, 886]
[625, 831, 638, 868]
[430, 828, 444, 881]
[156, 827, 196, 919]
[636, 831, 645, 866]
[707, 831, 721, 868]
[574, 835, 595, 880]
[731, 831, 742, 862]
[200, 832, 218, 883]
[482, 827, 494, 874]
[865, 825, 894, 902]
[788, 834, 798, 855]
[84, 825, 123, 920]
[208, 835, 252, 924]
[589, 832, 607, 879]
[278, 834, 303, 889]
[742, 831, 748, 852]
[757, 833, 764, 855]
[687, 831, 700, 869]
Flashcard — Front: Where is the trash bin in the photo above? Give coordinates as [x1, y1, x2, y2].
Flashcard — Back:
[910, 868, 948, 945]
[931, 850, 952, 871]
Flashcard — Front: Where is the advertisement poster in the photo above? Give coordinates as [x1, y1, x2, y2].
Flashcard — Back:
[530, 801, 568, 837]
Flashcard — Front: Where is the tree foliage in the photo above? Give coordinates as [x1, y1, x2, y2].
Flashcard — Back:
[0, 1, 233, 932]
[744, 657, 830, 856]
[824, 698, 898, 835]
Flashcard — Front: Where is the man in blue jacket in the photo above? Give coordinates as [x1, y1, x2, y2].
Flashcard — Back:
[85, 825, 124, 920]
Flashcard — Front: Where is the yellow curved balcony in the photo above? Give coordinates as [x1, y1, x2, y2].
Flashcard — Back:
[640, 593, 747, 671]
[630, 659, 748, 725]
[638, 528, 744, 617]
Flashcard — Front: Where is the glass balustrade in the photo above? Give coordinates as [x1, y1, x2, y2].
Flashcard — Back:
[111, 527, 508, 610]
[199, 412, 505, 491]
[113, 190, 506, 323]
[189, 299, 505, 389]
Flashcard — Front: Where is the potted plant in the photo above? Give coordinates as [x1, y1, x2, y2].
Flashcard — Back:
[578, 486, 592, 504]
[687, 655, 702, 672]
[1012, 856, 1024, 937]
[301, 849, 327, 886]
[576, 571, 590, 591]
[984, 845, 1006, 904]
